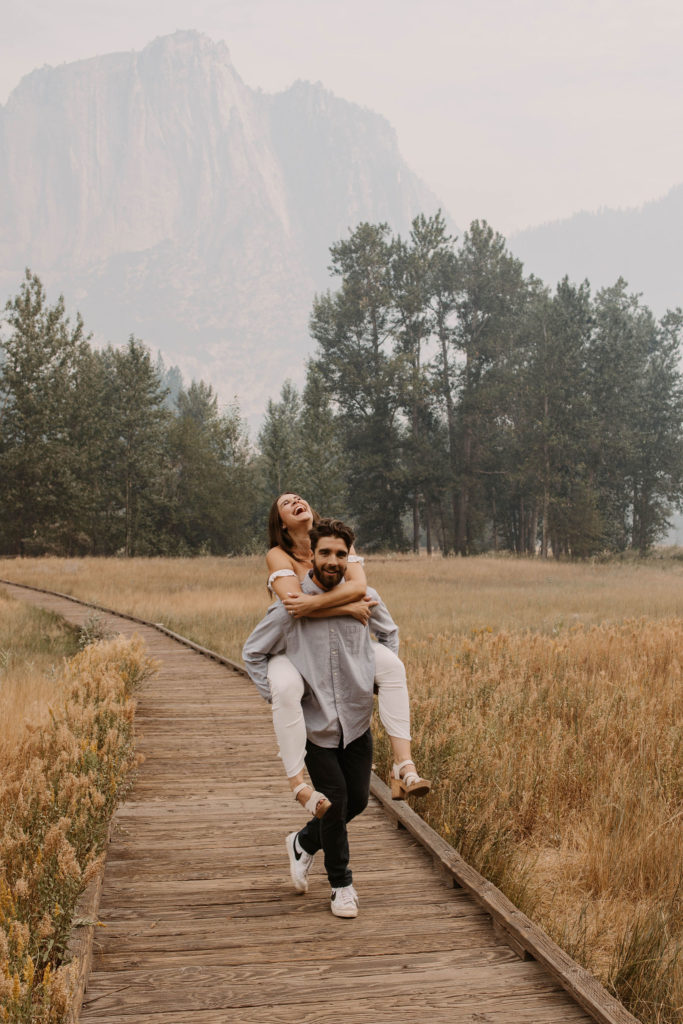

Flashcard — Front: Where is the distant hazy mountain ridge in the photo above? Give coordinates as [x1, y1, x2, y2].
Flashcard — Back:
[510, 185, 683, 315]
[0, 31, 442, 413]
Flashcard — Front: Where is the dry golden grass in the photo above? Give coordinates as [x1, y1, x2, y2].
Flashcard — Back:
[372, 617, 682, 1023]
[0, 557, 263, 664]
[0, 596, 80, 766]
[1, 554, 682, 1021]
[0, 631, 156, 1023]
[2, 552, 683, 659]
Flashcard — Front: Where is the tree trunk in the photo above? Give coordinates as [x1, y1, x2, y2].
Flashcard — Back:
[439, 505, 448, 556]
[519, 496, 526, 554]
[529, 500, 538, 555]
[456, 427, 471, 555]
[125, 469, 132, 558]
[413, 493, 420, 554]
[542, 394, 550, 558]
[438, 329, 459, 554]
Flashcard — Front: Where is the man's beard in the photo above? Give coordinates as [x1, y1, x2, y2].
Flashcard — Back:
[313, 564, 344, 590]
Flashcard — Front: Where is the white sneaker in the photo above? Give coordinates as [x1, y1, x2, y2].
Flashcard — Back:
[286, 831, 313, 894]
[330, 884, 359, 918]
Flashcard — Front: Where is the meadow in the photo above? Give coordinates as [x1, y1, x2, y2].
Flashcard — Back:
[0, 597, 79, 767]
[0, 594, 155, 1022]
[1, 554, 682, 1022]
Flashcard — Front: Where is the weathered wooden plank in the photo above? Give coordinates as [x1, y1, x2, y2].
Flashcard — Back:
[71, 993, 592, 1024]
[95, 923, 500, 968]
[82, 957, 558, 1015]
[93, 913, 490, 959]
[96, 875, 471, 912]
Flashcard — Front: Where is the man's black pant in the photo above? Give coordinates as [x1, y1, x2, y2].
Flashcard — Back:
[297, 728, 373, 888]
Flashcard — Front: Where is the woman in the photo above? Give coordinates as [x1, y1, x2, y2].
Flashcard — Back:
[265, 492, 430, 817]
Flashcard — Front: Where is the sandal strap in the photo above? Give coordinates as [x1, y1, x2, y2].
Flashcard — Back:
[304, 789, 328, 815]
[293, 782, 330, 816]
[392, 759, 416, 779]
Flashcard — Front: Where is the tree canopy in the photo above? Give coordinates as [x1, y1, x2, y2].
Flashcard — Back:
[2, 233, 682, 558]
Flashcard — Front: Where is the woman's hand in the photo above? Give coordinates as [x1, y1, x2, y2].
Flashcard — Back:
[282, 592, 319, 618]
[282, 591, 378, 623]
[345, 596, 378, 624]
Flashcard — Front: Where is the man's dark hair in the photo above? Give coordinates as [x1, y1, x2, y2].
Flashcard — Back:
[310, 517, 355, 553]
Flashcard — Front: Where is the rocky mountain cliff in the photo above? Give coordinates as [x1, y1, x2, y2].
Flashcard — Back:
[0, 31, 444, 415]
[510, 185, 683, 315]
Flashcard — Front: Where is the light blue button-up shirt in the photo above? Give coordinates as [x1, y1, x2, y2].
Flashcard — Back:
[242, 573, 399, 748]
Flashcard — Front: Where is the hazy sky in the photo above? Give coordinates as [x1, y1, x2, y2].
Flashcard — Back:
[3, 0, 683, 234]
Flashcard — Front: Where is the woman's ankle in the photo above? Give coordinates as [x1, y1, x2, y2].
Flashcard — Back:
[288, 773, 306, 794]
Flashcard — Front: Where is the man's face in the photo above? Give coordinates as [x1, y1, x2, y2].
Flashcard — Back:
[312, 535, 349, 590]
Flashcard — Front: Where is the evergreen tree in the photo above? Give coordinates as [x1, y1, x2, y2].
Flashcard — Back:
[392, 213, 453, 552]
[310, 223, 407, 549]
[299, 364, 348, 517]
[496, 277, 599, 557]
[452, 222, 527, 553]
[0, 270, 89, 553]
[588, 281, 654, 551]
[168, 381, 256, 553]
[102, 338, 170, 556]
[427, 229, 460, 553]
[629, 309, 683, 553]
[258, 380, 307, 500]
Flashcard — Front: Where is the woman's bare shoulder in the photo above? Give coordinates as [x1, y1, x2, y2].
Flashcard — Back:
[266, 546, 295, 570]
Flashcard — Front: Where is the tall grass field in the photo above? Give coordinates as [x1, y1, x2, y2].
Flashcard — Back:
[1, 554, 682, 1023]
[0, 593, 155, 1022]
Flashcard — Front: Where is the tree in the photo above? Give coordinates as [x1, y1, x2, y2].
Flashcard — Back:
[427, 227, 460, 553]
[102, 338, 170, 556]
[258, 380, 307, 500]
[452, 222, 527, 553]
[629, 309, 683, 553]
[588, 281, 654, 551]
[168, 381, 256, 553]
[310, 223, 407, 549]
[498, 277, 599, 558]
[299, 364, 348, 517]
[392, 212, 454, 552]
[0, 270, 89, 553]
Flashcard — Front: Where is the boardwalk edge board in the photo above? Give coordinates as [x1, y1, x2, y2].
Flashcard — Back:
[64, 821, 113, 1024]
[0, 577, 640, 1024]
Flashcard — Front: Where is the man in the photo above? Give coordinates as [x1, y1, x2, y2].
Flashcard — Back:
[242, 517, 400, 919]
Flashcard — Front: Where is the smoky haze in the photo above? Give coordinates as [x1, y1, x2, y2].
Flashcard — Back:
[3, 0, 683, 235]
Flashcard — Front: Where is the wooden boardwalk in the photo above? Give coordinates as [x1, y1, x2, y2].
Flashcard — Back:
[4, 583, 616, 1023]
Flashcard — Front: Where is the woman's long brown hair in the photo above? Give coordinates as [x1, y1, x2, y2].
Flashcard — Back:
[267, 495, 320, 563]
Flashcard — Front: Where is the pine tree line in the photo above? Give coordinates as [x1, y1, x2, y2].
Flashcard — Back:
[0, 271, 257, 556]
[262, 215, 683, 556]
[3, 210, 683, 558]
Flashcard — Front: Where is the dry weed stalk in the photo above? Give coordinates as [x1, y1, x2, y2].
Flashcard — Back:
[0, 635, 155, 1023]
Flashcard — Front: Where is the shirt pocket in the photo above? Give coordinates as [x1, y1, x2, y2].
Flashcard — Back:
[338, 620, 366, 653]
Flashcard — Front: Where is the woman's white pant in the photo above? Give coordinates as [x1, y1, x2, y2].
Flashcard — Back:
[267, 644, 411, 778]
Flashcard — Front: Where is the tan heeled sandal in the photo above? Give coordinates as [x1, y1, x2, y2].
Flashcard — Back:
[390, 759, 431, 799]
[293, 782, 331, 818]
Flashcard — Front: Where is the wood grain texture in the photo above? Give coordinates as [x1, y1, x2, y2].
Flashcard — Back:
[1, 580, 631, 1024]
